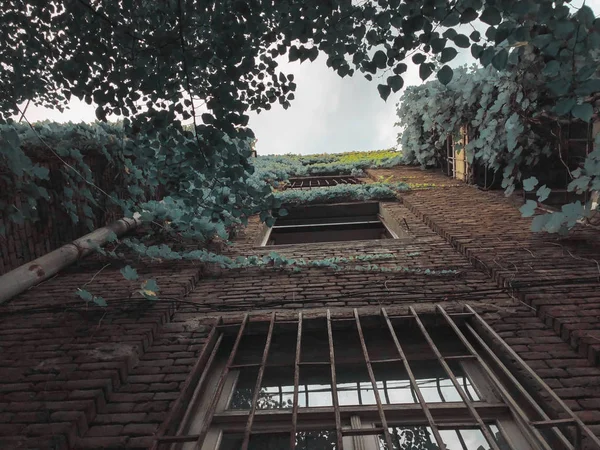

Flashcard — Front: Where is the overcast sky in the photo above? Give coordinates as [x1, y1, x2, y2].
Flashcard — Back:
[21, 0, 599, 156]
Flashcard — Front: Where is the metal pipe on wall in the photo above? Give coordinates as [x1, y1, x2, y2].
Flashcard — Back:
[0, 216, 140, 304]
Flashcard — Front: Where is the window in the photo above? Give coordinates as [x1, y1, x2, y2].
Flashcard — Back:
[158, 307, 599, 450]
[260, 202, 402, 246]
[286, 176, 362, 190]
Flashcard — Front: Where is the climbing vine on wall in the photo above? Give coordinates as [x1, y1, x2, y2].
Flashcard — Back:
[396, 36, 600, 233]
[2, 0, 600, 301]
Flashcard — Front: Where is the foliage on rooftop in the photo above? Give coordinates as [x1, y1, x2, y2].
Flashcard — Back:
[274, 182, 409, 205]
[251, 149, 403, 185]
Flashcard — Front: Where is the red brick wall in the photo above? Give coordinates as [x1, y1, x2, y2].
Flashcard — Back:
[2, 165, 600, 448]
[0, 154, 125, 275]
[0, 261, 202, 448]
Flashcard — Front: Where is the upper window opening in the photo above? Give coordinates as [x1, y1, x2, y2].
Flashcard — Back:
[286, 176, 361, 189]
[262, 202, 399, 246]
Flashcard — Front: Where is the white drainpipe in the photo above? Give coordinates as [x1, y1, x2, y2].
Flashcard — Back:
[0, 217, 140, 304]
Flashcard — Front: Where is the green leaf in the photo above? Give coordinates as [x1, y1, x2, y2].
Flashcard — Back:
[120, 265, 139, 281]
[141, 279, 160, 300]
[31, 165, 50, 180]
[576, 5, 596, 27]
[442, 12, 460, 27]
[373, 50, 387, 69]
[460, 8, 478, 23]
[437, 65, 453, 85]
[480, 7, 502, 25]
[440, 47, 458, 64]
[93, 296, 107, 307]
[491, 49, 508, 70]
[378, 84, 392, 100]
[289, 46, 300, 62]
[76, 289, 93, 302]
[542, 60, 560, 77]
[572, 103, 594, 122]
[430, 37, 447, 53]
[412, 53, 426, 64]
[265, 215, 276, 227]
[387, 75, 404, 92]
[419, 63, 433, 81]
[95, 106, 106, 121]
[523, 176, 538, 192]
[537, 185, 551, 202]
[278, 208, 288, 217]
[554, 98, 576, 115]
[520, 200, 538, 217]
[452, 34, 470, 48]
[106, 231, 118, 243]
[531, 215, 549, 232]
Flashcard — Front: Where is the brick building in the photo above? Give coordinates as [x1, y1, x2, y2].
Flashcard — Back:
[1, 165, 600, 450]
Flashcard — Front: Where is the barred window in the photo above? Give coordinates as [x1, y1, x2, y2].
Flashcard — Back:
[158, 306, 600, 450]
[285, 176, 362, 190]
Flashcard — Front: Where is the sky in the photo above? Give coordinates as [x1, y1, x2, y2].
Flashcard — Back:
[21, 0, 599, 156]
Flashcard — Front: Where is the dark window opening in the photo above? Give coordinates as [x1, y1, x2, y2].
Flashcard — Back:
[524, 121, 593, 207]
[264, 202, 397, 246]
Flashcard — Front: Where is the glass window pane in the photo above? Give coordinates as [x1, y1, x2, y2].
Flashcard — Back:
[219, 431, 338, 450]
[378, 426, 508, 450]
[230, 361, 481, 410]
[228, 368, 258, 410]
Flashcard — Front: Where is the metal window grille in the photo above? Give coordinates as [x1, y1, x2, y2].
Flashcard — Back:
[285, 176, 362, 190]
[156, 305, 600, 450]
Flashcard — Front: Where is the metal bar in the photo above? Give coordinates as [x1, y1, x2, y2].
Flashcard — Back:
[230, 363, 261, 369]
[327, 309, 344, 449]
[409, 306, 501, 450]
[438, 305, 558, 450]
[436, 377, 446, 402]
[354, 309, 394, 450]
[455, 429, 469, 450]
[152, 316, 221, 450]
[342, 427, 386, 436]
[272, 220, 381, 229]
[213, 402, 509, 422]
[383, 380, 391, 405]
[196, 314, 249, 448]
[176, 333, 224, 435]
[387, 312, 473, 320]
[381, 308, 446, 450]
[463, 373, 474, 402]
[466, 305, 576, 449]
[157, 435, 201, 443]
[464, 319, 574, 450]
[278, 384, 283, 407]
[291, 312, 303, 450]
[357, 381, 363, 406]
[445, 355, 478, 360]
[241, 312, 276, 450]
[371, 358, 404, 364]
[532, 419, 577, 428]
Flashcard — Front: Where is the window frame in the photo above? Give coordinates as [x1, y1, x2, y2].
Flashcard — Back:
[258, 202, 404, 246]
[156, 306, 600, 450]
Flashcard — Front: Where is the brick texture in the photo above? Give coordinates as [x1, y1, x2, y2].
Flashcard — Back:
[1, 165, 600, 448]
